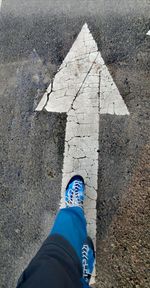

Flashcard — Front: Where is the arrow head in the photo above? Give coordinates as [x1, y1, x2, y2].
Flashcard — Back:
[36, 23, 129, 116]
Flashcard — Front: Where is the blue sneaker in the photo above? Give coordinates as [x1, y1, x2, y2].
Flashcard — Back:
[65, 175, 85, 208]
[82, 237, 95, 284]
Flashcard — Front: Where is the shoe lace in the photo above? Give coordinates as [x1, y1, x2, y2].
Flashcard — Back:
[73, 180, 82, 192]
[67, 180, 83, 206]
[82, 244, 90, 280]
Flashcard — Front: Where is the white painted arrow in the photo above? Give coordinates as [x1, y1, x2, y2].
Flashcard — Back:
[36, 23, 129, 284]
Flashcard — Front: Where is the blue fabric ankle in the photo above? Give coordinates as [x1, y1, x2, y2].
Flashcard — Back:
[50, 207, 87, 264]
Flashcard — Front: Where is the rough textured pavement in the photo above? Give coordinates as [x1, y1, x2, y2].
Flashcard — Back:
[0, 1, 150, 287]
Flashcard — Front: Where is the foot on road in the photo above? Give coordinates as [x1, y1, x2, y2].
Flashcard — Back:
[65, 175, 85, 209]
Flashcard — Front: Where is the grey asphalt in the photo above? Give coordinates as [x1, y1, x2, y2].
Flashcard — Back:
[0, 1, 150, 287]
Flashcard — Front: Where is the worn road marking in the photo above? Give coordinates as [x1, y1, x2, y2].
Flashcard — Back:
[0, 0, 2, 10]
[36, 23, 129, 284]
[146, 30, 150, 36]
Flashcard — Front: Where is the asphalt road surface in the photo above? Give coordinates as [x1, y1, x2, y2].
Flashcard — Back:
[0, 1, 150, 287]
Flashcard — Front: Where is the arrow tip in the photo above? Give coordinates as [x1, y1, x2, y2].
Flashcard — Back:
[83, 22, 88, 28]
[82, 22, 90, 33]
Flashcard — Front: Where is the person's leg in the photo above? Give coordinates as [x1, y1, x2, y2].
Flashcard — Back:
[50, 175, 95, 286]
[50, 206, 87, 263]
[16, 175, 94, 288]
[50, 175, 87, 263]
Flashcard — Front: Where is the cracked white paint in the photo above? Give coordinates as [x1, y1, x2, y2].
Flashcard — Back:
[36, 23, 129, 284]
[146, 30, 150, 36]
